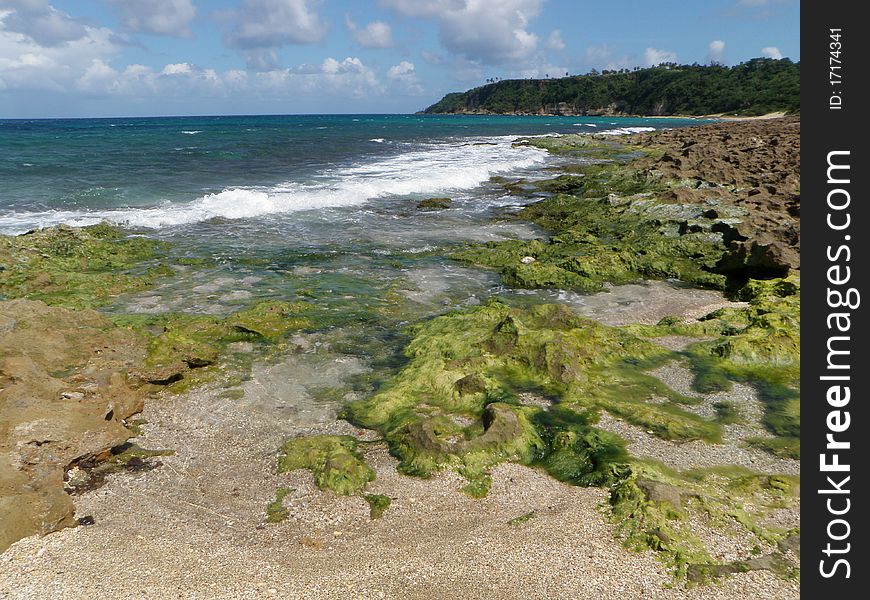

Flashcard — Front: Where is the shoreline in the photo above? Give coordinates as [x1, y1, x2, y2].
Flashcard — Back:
[418, 111, 791, 121]
[0, 118, 800, 597]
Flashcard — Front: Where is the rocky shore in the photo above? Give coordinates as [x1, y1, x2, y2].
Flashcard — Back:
[0, 117, 800, 598]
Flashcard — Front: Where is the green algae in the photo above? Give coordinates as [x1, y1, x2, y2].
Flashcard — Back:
[507, 510, 537, 527]
[111, 300, 315, 389]
[0, 223, 172, 309]
[452, 185, 728, 293]
[609, 460, 799, 579]
[417, 197, 452, 210]
[363, 493, 391, 519]
[342, 300, 722, 494]
[266, 486, 293, 523]
[278, 435, 375, 496]
[713, 401, 742, 424]
[622, 276, 800, 457]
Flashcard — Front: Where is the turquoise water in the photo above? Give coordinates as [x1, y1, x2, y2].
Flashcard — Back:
[1, 114, 703, 232]
[1, 113, 709, 317]
[2, 113, 712, 421]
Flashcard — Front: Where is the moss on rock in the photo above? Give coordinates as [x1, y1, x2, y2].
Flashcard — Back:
[0, 223, 171, 309]
[343, 300, 722, 492]
[278, 435, 375, 496]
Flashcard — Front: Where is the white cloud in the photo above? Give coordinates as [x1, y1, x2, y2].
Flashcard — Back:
[381, 0, 542, 65]
[579, 45, 630, 71]
[378, 0, 465, 17]
[386, 59, 422, 94]
[1, 0, 86, 46]
[546, 29, 565, 52]
[421, 50, 443, 65]
[161, 62, 192, 75]
[708, 39, 725, 62]
[225, 0, 327, 49]
[761, 46, 783, 59]
[71, 55, 383, 101]
[107, 0, 197, 38]
[0, 7, 120, 91]
[387, 60, 414, 78]
[643, 47, 676, 66]
[345, 16, 393, 48]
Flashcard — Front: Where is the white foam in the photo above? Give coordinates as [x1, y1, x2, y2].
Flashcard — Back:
[0, 136, 547, 233]
[598, 126, 657, 136]
[369, 138, 386, 143]
[181, 130, 202, 135]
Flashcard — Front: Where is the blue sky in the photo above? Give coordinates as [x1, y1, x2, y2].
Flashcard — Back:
[0, 0, 799, 118]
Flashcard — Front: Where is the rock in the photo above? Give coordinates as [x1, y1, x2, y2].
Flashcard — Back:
[635, 479, 684, 508]
[454, 373, 488, 396]
[520, 256, 536, 264]
[416, 197, 452, 210]
[0, 299, 148, 553]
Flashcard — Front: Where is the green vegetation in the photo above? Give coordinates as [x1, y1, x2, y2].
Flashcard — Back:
[342, 300, 721, 496]
[627, 276, 801, 458]
[507, 510, 537, 527]
[112, 300, 315, 389]
[0, 223, 171, 309]
[454, 161, 731, 293]
[363, 494, 392, 519]
[278, 435, 376, 496]
[610, 461, 799, 580]
[266, 487, 293, 523]
[423, 59, 799, 116]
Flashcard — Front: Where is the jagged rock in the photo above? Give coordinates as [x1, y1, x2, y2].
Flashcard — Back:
[0, 299, 148, 552]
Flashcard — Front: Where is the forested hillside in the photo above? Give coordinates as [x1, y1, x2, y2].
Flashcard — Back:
[422, 58, 799, 116]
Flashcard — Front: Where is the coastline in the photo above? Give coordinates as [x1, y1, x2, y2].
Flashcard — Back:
[419, 110, 791, 121]
[0, 117, 800, 598]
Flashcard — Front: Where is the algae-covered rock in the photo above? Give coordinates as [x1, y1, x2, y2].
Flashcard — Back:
[452, 180, 729, 293]
[363, 494, 391, 519]
[417, 197, 453, 210]
[278, 435, 375, 496]
[127, 300, 313, 388]
[0, 223, 171, 309]
[343, 301, 720, 492]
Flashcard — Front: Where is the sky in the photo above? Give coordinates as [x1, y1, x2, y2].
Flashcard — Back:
[0, 0, 800, 118]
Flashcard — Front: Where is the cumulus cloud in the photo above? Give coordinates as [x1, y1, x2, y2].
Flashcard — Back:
[71, 55, 383, 101]
[387, 60, 414, 78]
[644, 47, 676, 66]
[0, 0, 87, 46]
[345, 16, 393, 48]
[107, 0, 197, 38]
[0, 6, 119, 91]
[381, 0, 542, 65]
[546, 29, 565, 51]
[386, 59, 422, 94]
[708, 39, 725, 63]
[761, 46, 783, 59]
[225, 0, 327, 50]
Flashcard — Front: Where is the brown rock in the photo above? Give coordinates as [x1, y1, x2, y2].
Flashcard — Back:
[0, 299, 148, 552]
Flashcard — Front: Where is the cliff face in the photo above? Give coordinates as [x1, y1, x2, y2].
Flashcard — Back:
[422, 58, 799, 117]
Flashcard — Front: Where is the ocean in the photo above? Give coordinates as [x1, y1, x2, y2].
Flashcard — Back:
[1, 113, 706, 325]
